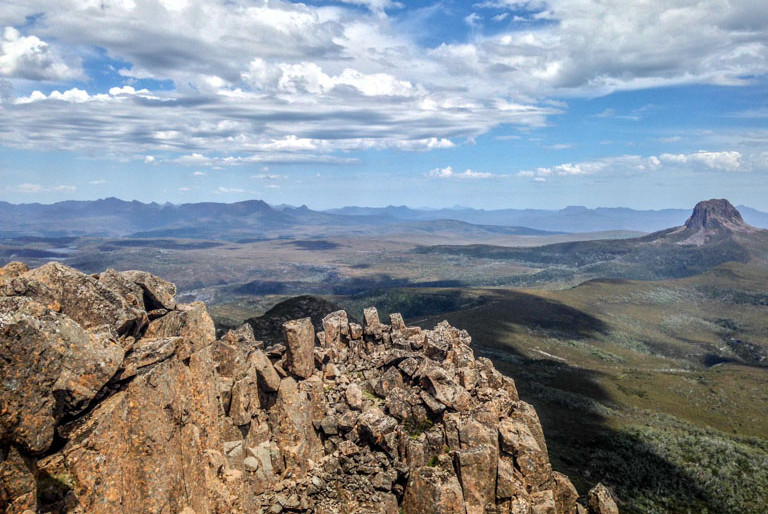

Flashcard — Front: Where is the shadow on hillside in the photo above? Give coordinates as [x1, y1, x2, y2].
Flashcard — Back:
[414, 295, 736, 513]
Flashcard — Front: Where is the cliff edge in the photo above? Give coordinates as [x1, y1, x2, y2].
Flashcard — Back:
[0, 262, 617, 514]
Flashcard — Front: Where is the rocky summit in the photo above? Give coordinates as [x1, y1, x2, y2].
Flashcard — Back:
[674, 198, 761, 245]
[0, 262, 617, 514]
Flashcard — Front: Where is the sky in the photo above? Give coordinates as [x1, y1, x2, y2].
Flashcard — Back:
[1, 0, 767, 210]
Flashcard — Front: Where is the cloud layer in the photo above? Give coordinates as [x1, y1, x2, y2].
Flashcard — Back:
[0, 0, 767, 168]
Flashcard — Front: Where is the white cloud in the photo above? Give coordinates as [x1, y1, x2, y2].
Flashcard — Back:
[11, 182, 43, 193]
[216, 186, 245, 194]
[252, 173, 283, 180]
[8, 182, 76, 193]
[428, 166, 496, 179]
[192, 171, 207, 176]
[0, 0, 767, 165]
[89, 179, 107, 185]
[520, 150, 756, 180]
[429, 166, 454, 178]
[0, 27, 80, 80]
[659, 150, 743, 172]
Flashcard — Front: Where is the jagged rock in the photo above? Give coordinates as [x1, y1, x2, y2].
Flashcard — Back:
[588, 483, 619, 514]
[270, 377, 323, 476]
[402, 466, 465, 514]
[374, 366, 404, 397]
[358, 408, 398, 454]
[455, 445, 497, 513]
[322, 310, 349, 347]
[531, 490, 558, 513]
[224, 322, 257, 346]
[0, 296, 124, 454]
[421, 366, 471, 412]
[0, 261, 28, 279]
[0, 263, 604, 514]
[97, 268, 146, 311]
[553, 471, 581, 514]
[143, 301, 215, 360]
[346, 383, 364, 410]
[282, 317, 316, 379]
[0, 446, 37, 513]
[119, 270, 177, 310]
[363, 306, 383, 337]
[120, 336, 178, 379]
[24, 262, 146, 337]
[249, 348, 282, 392]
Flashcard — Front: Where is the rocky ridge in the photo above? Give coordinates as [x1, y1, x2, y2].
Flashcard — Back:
[0, 262, 617, 513]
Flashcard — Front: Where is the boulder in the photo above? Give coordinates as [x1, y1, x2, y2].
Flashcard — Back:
[119, 270, 178, 310]
[322, 310, 349, 347]
[24, 262, 145, 336]
[282, 317, 316, 379]
[588, 483, 619, 514]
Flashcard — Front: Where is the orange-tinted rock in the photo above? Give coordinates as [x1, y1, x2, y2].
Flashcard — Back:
[402, 466, 466, 514]
[282, 317, 316, 379]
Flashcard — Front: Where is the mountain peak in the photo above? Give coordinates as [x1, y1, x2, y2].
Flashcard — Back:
[684, 199, 746, 231]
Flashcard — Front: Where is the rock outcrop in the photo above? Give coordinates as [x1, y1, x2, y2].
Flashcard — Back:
[0, 262, 614, 513]
[675, 198, 761, 245]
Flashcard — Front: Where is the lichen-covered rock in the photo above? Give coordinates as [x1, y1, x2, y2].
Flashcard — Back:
[0, 262, 607, 514]
[23, 262, 146, 336]
[119, 269, 178, 310]
[0, 296, 124, 454]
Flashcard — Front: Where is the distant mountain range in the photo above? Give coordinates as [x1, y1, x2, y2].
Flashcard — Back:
[418, 199, 768, 280]
[1, 197, 767, 239]
[326, 203, 768, 233]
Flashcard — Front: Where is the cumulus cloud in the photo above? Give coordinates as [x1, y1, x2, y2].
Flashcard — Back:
[659, 150, 743, 172]
[0, 27, 80, 80]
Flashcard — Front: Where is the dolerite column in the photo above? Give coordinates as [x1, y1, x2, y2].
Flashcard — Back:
[282, 317, 315, 378]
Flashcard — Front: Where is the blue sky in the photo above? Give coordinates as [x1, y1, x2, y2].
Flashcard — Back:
[1, 0, 767, 209]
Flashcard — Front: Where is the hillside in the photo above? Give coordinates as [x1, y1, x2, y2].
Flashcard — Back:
[398, 261, 768, 513]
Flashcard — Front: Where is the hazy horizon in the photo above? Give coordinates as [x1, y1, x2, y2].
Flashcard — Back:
[3, 194, 768, 214]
